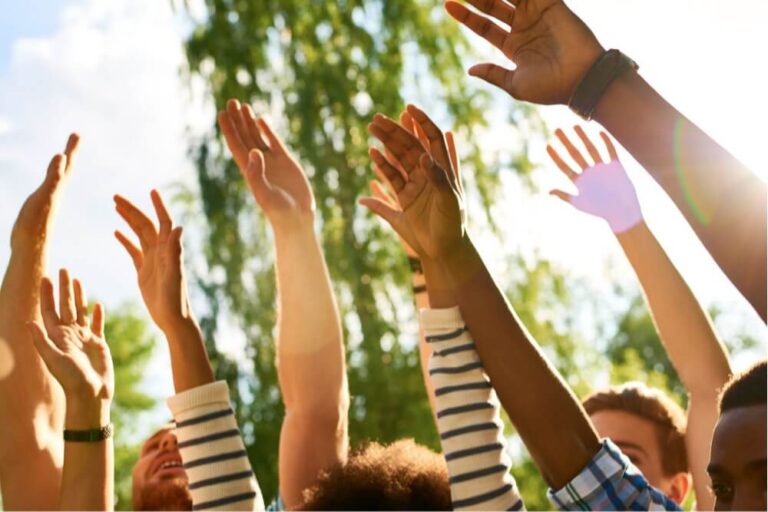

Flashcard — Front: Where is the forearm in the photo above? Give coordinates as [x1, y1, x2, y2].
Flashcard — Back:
[594, 70, 767, 319]
[617, 222, 729, 510]
[59, 397, 113, 511]
[413, 267, 438, 416]
[163, 318, 215, 394]
[617, 222, 731, 394]
[441, 239, 600, 489]
[272, 219, 348, 507]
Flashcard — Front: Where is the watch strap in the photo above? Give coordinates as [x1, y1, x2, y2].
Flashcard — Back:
[64, 423, 114, 442]
[569, 49, 638, 121]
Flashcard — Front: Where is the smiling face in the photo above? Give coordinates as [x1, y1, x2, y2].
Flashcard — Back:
[708, 404, 767, 511]
[131, 427, 192, 511]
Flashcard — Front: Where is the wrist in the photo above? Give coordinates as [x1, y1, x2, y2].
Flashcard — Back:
[162, 316, 203, 347]
[592, 66, 642, 124]
[65, 395, 111, 430]
[269, 210, 316, 236]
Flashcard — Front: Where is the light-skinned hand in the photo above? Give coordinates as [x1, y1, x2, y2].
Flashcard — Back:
[547, 126, 643, 233]
[218, 99, 315, 230]
[11, 134, 80, 250]
[114, 190, 191, 335]
[27, 270, 113, 408]
[445, 0, 604, 105]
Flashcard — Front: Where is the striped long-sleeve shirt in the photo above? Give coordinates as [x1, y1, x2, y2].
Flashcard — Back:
[422, 307, 524, 511]
[167, 381, 265, 511]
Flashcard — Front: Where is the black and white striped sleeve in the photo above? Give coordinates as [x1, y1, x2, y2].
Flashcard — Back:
[167, 381, 264, 511]
[422, 307, 524, 511]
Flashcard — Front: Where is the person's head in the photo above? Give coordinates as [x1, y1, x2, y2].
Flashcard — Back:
[583, 382, 691, 503]
[298, 438, 451, 510]
[132, 426, 192, 511]
[708, 360, 766, 511]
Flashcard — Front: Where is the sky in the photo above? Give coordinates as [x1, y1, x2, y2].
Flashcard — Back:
[0, 0, 766, 433]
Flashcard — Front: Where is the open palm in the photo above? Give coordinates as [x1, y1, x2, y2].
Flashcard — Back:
[28, 271, 113, 401]
[218, 99, 315, 220]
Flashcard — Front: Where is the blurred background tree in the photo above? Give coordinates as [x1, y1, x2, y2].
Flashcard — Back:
[170, 0, 762, 509]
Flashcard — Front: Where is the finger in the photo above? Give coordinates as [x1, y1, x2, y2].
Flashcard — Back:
[445, 1, 509, 51]
[555, 128, 589, 170]
[92, 303, 105, 339]
[114, 195, 158, 251]
[43, 154, 67, 190]
[358, 197, 401, 228]
[465, 0, 516, 27]
[445, 132, 463, 194]
[226, 99, 252, 152]
[368, 114, 423, 172]
[256, 117, 289, 154]
[373, 166, 399, 199]
[26, 321, 62, 365]
[169, 226, 184, 261]
[40, 277, 61, 331]
[218, 111, 248, 168]
[405, 105, 453, 182]
[73, 279, 90, 328]
[370, 180, 399, 209]
[63, 133, 81, 175]
[574, 125, 602, 165]
[114, 230, 144, 270]
[468, 63, 517, 97]
[546, 144, 578, 181]
[241, 104, 270, 151]
[550, 189, 576, 203]
[150, 189, 174, 240]
[600, 131, 619, 161]
[370, 148, 406, 192]
[58, 269, 76, 325]
[400, 111, 429, 150]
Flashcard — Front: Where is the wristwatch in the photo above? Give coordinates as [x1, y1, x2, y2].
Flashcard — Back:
[64, 423, 114, 442]
[569, 49, 638, 120]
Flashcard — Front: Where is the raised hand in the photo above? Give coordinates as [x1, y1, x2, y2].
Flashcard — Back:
[11, 134, 80, 250]
[218, 99, 315, 228]
[368, 122, 463, 259]
[114, 190, 190, 334]
[361, 105, 465, 262]
[27, 270, 113, 411]
[547, 126, 642, 234]
[445, 0, 603, 105]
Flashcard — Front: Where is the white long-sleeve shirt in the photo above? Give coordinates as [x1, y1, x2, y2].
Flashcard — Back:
[422, 306, 524, 511]
[167, 381, 265, 511]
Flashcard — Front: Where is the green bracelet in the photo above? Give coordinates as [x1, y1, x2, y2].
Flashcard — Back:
[64, 423, 114, 442]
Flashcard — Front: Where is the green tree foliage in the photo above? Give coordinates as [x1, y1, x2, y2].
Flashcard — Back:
[104, 303, 157, 511]
[181, 0, 534, 501]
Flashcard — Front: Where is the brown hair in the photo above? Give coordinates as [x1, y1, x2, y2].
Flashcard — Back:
[298, 438, 451, 511]
[583, 382, 687, 476]
[720, 360, 766, 413]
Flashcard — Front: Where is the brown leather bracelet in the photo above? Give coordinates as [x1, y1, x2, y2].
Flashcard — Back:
[568, 49, 638, 120]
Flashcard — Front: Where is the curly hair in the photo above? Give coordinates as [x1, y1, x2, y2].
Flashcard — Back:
[719, 359, 766, 413]
[297, 438, 451, 511]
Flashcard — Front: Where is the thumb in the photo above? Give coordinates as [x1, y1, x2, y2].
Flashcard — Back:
[26, 321, 61, 368]
[550, 189, 576, 204]
[359, 197, 401, 227]
[468, 63, 518, 98]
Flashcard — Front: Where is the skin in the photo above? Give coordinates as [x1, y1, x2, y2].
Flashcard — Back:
[114, 189, 216, 507]
[365, 114, 462, 418]
[131, 427, 189, 511]
[0, 134, 79, 510]
[590, 410, 690, 504]
[363, 104, 600, 489]
[218, 99, 347, 509]
[549, 128, 731, 508]
[707, 405, 767, 511]
[447, 0, 767, 321]
[28, 271, 114, 511]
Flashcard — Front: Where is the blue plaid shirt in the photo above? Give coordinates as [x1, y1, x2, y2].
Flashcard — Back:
[549, 439, 682, 511]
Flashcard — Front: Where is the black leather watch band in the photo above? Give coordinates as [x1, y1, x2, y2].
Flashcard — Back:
[64, 423, 114, 442]
[568, 49, 638, 121]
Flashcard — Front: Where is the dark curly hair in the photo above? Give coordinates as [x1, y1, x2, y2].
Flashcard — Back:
[297, 438, 451, 511]
[719, 359, 766, 413]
